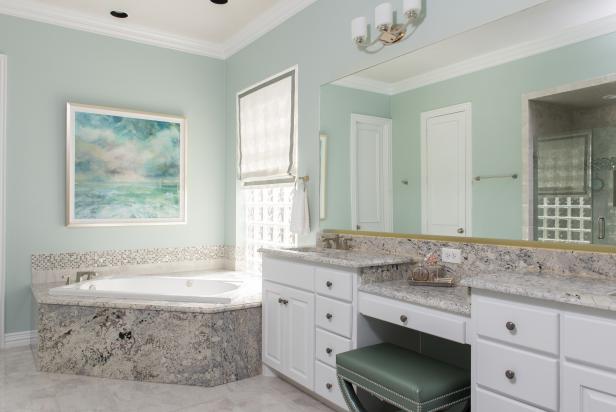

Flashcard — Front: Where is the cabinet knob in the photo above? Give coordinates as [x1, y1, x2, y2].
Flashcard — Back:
[326, 347, 333, 355]
[326, 383, 333, 390]
[278, 297, 284, 304]
[457, 228, 464, 234]
[505, 370, 516, 380]
[506, 321, 516, 331]
[326, 313, 333, 320]
[400, 315, 408, 323]
[326, 281, 333, 288]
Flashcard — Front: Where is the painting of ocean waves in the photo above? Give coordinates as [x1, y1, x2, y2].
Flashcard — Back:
[70, 106, 185, 224]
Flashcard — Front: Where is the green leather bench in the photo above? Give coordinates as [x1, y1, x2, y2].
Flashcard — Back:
[336, 343, 470, 412]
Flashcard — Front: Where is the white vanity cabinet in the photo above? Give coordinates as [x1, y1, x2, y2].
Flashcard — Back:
[471, 290, 616, 412]
[262, 256, 357, 408]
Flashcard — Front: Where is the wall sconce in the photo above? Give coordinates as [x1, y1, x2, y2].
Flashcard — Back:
[352, 0, 422, 51]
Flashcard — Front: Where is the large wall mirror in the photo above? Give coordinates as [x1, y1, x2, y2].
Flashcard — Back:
[319, 1, 616, 248]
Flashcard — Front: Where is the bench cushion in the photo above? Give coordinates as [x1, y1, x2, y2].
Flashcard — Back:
[337, 343, 470, 412]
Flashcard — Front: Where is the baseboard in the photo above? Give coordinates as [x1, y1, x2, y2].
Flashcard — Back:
[3, 330, 37, 349]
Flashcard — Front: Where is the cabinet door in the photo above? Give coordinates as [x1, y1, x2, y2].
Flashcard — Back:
[563, 363, 616, 412]
[262, 281, 285, 372]
[284, 286, 315, 390]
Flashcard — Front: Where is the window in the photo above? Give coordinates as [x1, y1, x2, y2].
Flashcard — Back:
[237, 67, 299, 272]
[237, 68, 297, 184]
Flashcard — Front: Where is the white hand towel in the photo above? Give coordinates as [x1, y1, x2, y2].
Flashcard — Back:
[290, 179, 310, 235]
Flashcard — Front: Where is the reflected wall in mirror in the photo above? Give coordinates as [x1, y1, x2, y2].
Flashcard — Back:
[319, 1, 616, 246]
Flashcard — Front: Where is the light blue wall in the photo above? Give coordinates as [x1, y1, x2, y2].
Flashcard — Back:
[0, 15, 227, 333]
[319, 84, 390, 229]
[389, 31, 616, 238]
[224, 0, 547, 246]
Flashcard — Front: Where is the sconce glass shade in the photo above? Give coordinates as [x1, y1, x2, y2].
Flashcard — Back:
[403, 0, 422, 17]
[351, 16, 368, 43]
[374, 3, 393, 30]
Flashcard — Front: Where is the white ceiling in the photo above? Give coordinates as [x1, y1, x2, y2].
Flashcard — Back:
[0, 0, 317, 58]
[334, 0, 616, 94]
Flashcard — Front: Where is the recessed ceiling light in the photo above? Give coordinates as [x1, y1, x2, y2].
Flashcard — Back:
[602, 94, 616, 100]
[110, 10, 128, 19]
[210, 0, 228, 4]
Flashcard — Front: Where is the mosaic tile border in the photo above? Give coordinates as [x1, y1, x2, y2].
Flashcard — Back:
[32, 245, 226, 272]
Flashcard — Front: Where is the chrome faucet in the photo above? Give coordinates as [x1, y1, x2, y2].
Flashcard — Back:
[75, 271, 98, 282]
[321, 234, 352, 250]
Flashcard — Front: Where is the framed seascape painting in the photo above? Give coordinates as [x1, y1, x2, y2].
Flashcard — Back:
[66, 103, 187, 227]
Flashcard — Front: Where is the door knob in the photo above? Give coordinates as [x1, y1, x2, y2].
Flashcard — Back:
[457, 228, 464, 234]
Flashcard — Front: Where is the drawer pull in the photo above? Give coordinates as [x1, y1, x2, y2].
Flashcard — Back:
[326, 313, 333, 320]
[326, 347, 333, 355]
[326, 383, 333, 390]
[505, 370, 516, 380]
[505, 321, 516, 331]
[326, 281, 333, 288]
[400, 315, 408, 323]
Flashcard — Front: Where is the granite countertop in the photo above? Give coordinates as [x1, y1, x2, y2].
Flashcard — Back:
[359, 280, 471, 316]
[32, 272, 262, 314]
[259, 247, 413, 268]
[461, 272, 616, 312]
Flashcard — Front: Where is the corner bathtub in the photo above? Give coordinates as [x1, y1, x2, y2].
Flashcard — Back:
[48, 272, 247, 304]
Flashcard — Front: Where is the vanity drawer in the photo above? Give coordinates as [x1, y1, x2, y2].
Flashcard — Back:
[476, 387, 544, 412]
[315, 361, 346, 408]
[262, 257, 314, 292]
[316, 328, 352, 368]
[474, 295, 559, 355]
[358, 292, 467, 344]
[316, 296, 353, 338]
[476, 339, 558, 411]
[315, 267, 353, 302]
[563, 313, 616, 372]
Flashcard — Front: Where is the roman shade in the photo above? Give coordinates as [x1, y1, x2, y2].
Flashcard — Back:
[237, 68, 297, 183]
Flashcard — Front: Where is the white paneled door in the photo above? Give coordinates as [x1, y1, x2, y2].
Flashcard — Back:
[421, 103, 472, 237]
[350, 114, 393, 232]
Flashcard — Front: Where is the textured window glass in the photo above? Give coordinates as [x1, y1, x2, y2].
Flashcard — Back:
[238, 70, 296, 182]
[244, 185, 297, 272]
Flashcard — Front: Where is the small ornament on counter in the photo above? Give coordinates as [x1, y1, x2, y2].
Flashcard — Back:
[409, 251, 455, 287]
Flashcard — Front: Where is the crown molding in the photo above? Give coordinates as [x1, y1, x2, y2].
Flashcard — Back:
[331, 76, 393, 95]
[0, 0, 318, 59]
[388, 14, 616, 95]
[0, 0, 227, 58]
[222, 0, 318, 58]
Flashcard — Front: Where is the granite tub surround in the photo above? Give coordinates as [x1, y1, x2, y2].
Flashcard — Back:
[36, 303, 262, 387]
[461, 271, 616, 312]
[32, 245, 228, 284]
[32, 270, 263, 387]
[259, 246, 413, 268]
[359, 280, 471, 316]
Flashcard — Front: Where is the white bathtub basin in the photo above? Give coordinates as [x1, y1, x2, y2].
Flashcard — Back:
[49, 272, 246, 304]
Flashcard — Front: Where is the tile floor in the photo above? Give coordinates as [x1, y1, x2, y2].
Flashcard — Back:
[0, 347, 334, 412]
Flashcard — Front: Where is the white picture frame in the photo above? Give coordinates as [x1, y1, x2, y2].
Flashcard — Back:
[66, 103, 187, 227]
